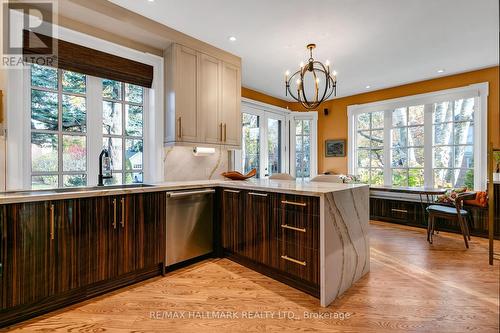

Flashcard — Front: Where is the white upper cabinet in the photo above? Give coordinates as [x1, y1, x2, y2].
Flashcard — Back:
[220, 62, 241, 147]
[198, 53, 221, 144]
[165, 43, 241, 148]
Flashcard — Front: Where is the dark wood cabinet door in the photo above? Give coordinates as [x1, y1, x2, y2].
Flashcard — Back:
[93, 196, 119, 282]
[133, 192, 166, 270]
[50, 199, 81, 294]
[221, 189, 243, 254]
[0, 201, 52, 309]
[243, 191, 277, 265]
[117, 195, 137, 276]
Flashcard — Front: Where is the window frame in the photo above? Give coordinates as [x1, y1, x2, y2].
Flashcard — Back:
[29, 66, 89, 188]
[237, 99, 288, 178]
[348, 83, 488, 190]
[6, 23, 164, 190]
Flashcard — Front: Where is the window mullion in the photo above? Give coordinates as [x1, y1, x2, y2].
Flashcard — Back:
[383, 110, 392, 186]
[423, 103, 433, 188]
[86, 76, 102, 187]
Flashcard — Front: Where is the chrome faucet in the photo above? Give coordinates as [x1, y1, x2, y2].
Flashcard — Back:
[98, 149, 113, 186]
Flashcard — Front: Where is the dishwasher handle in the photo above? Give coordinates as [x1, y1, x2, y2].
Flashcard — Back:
[167, 189, 215, 198]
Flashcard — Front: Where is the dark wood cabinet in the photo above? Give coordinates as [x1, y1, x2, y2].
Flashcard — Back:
[370, 196, 497, 239]
[242, 191, 276, 265]
[0, 201, 52, 310]
[220, 190, 320, 297]
[0, 192, 165, 327]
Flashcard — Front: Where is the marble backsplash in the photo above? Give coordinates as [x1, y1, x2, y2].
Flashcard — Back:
[163, 146, 229, 181]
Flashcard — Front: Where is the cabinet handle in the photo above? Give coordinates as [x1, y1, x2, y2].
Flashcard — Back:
[224, 189, 240, 194]
[112, 199, 117, 229]
[391, 208, 408, 213]
[49, 204, 55, 240]
[120, 197, 125, 228]
[248, 192, 268, 197]
[281, 224, 306, 233]
[281, 200, 307, 207]
[220, 123, 223, 142]
[177, 117, 182, 138]
[281, 255, 306, 266]
[223, 123, 227, 142]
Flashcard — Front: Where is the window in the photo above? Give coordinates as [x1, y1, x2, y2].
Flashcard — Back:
[432, 98, 474, 188]
[391, 106, 424, 187]
[28, 64, 146, 189]
[242, 112, 261, 177]
[356, 111, 384, 185]
[295, 119, 312, 180]
[30, 64, 88, 189]
[102, 79, 144, 185]
[239, 102, 287, 179]
[348, 84, 487, 190]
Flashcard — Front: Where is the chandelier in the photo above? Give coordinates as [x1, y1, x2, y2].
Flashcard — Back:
[284, 43, 337, 109]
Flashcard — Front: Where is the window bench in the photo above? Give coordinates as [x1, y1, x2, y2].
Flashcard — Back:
[369, 185, 498, 240]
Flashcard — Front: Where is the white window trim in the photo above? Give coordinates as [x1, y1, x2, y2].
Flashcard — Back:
[6, 21, 164, 190]
[236, 98, 318, 180]
[237, 98, 288, 177]
[289, 111, 318, 180]
[347, 83, 488, 190]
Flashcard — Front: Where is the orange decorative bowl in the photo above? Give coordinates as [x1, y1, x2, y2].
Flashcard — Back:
[221, 169, 257, 180]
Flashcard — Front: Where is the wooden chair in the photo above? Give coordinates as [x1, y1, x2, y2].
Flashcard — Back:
[426, 192, 476, 248]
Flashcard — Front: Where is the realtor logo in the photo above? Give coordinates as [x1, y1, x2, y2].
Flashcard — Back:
[2, 0, 57, 68]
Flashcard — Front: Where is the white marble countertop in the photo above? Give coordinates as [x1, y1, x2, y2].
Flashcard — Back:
[0, 179, 368, 204]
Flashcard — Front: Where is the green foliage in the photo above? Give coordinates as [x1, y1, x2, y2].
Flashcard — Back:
[464, 169, 474, 190]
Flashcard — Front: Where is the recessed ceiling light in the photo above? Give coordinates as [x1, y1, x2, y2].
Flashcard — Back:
[437, 69, 445, 73]
[228, 36, 237, 42]
[365, 85, 371, 89]
[148, 0, 154, 2]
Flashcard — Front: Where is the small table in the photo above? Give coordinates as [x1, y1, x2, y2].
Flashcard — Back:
[370, 186, 447, 224]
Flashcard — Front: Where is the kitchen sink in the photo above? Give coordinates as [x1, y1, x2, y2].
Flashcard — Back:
[3, 184, 155, 196]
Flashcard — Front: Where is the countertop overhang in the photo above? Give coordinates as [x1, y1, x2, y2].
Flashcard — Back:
[0, 179, 369, 204]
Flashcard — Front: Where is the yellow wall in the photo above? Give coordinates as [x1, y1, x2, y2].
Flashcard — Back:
[289, 66, 500, 174]
[242, 87, 290, 109]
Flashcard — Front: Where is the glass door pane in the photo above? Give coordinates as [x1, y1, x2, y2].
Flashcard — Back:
[295, 119, 312, 181]
[242, 113, 260, 177]
[267, 118, 282, 176]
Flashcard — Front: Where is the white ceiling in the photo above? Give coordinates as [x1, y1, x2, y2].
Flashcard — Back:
[109, 0, 499, 100]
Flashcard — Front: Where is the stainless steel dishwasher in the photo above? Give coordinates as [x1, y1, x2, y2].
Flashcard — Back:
[165, 188, 215, 266]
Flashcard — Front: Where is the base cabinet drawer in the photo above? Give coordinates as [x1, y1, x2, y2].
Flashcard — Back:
[279, 241, 319, 285]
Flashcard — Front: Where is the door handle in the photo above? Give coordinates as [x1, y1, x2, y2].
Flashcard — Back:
[120, 197, 125, 228]
[167, 189, 216, 198]
[281, 255, 306, 266]
[248, 192, 268, 197]
[223, 189, 240, 194]
[281, 224, 306, 233]
[49, 204, 55, 240]
[281, 200, 307, 207]
[178, 117, 182, 138]
[112, 199, 117, 229]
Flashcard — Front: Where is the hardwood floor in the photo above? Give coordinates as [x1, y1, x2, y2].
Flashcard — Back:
[4, 221, 499, 333]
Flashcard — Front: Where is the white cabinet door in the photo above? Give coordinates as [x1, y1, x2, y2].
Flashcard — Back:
[220, 62, 241, 147]
[175, 45, 198, 142]
[198, 53, 221, 144]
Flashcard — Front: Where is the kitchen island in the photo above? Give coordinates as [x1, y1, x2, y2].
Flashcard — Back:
[0, 179, 369, 326]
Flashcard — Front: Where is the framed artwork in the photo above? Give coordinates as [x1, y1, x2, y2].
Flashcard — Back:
[325, 139, 346, 157]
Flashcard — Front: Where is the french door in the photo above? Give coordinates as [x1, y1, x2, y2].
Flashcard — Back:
[289, 113, 318, 181]
[240, 104, 286, 178]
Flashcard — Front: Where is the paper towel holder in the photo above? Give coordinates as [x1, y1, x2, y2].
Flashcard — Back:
[193, 147, 216, 156]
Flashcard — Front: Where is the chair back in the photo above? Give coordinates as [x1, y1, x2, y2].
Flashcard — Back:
[455, 192, 477, 214]
[310, 175, 343, 183]
[268, 173, 295, 180]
